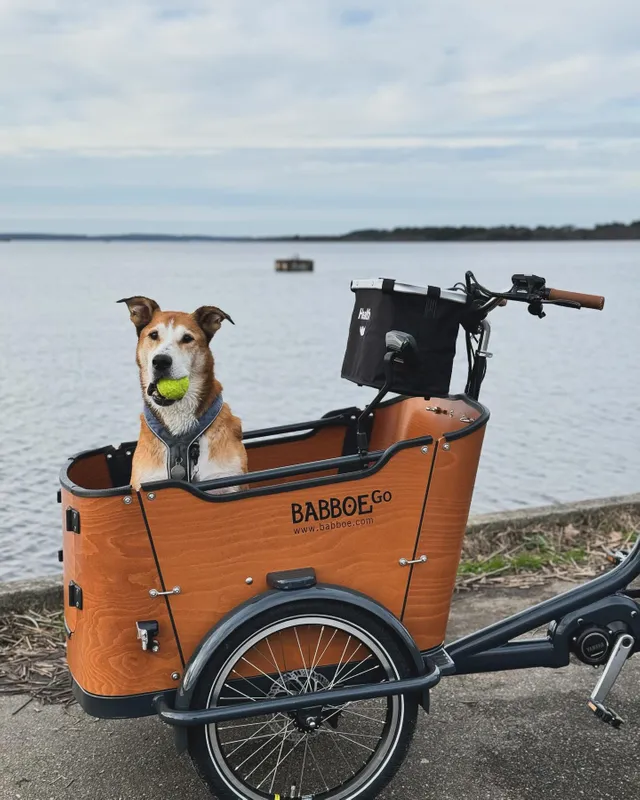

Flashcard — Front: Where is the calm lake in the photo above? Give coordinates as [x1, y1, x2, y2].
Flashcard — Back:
[2, 240, 639, 580]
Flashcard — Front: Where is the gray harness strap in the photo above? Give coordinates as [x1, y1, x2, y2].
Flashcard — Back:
[143, 394, 224, 481]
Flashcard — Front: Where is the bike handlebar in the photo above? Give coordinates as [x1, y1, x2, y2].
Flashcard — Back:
[546, 287, 605, 310]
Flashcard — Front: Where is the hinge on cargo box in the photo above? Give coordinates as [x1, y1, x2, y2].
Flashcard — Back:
[68, 581, 83, 610]
[58, 549, 64, 563]
[57, 489, 62, 504]
[65, 507, 80, 534]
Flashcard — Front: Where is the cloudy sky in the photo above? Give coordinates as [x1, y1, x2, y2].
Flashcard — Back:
[2, 0, 640, 235]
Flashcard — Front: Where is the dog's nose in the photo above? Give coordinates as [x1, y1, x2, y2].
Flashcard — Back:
[152, 354, 173, 372]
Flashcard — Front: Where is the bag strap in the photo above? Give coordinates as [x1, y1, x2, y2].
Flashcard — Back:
[381, 278, 395, 293]
[424, 285, 441, 317]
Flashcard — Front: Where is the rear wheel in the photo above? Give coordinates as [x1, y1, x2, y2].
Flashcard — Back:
[187, 600, 418, 800]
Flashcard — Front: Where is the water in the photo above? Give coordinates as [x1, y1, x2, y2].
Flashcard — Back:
[2, 240, 639, 581]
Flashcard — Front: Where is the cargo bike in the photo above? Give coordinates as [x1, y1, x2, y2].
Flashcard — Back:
[61, 271, 639, 800]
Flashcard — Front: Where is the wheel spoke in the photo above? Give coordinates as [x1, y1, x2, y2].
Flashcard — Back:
[217, 719, 277, 731]
[229, 668, 270, 699]
[302, 625, 325, 693]
[294, 627, 309, 681]
[242, 727, 294, 781]
[264, 636, 289, 689]
[298, 736, 309, 793]
[260, 731, 307, 792]
[327, 728, 357, 775]
[329, 642, 365, 688]
[307, 738, 330, 792]
[220, 682, 260, 702]
[266, 725, 288, 793]
[332, 662, 381, 688]
[318, 728, 376, 752]
[340, 705, 387, 724]
[237, 656, 290, 692]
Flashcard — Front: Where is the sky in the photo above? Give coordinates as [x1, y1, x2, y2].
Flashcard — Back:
[2, 0, 640, 235]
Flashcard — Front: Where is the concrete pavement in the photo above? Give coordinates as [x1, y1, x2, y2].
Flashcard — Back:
[2, 583, 639, 800]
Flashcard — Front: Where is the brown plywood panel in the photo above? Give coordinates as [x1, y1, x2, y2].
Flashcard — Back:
[402, 425, 486, 650]
[247, 426, 347, 487]
[67, 453, 113, 490]
[370, 396, 482, 451]
[142, 445, 434, 661]
[64, 494, 182, 696]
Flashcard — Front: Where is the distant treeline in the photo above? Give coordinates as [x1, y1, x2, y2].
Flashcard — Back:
[333, 221, 640, 242]
[3, 220, 640, 242]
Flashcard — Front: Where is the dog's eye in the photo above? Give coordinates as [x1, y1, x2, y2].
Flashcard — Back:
[182, 334, 194, 344]
[148, 331, 159, 340]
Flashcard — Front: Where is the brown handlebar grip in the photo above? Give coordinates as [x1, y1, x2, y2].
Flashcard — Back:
[547, 288, 605, 310]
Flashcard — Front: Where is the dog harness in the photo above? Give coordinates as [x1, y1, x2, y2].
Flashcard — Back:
[142, 394, 224, 481]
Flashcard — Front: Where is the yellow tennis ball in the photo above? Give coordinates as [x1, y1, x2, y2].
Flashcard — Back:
[156, 376, 190, 400]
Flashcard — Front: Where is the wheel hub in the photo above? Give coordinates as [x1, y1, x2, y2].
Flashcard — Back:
[267, 669, 340, 733]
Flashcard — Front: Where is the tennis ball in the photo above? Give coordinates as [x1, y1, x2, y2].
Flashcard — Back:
[156, 376, 190, 400]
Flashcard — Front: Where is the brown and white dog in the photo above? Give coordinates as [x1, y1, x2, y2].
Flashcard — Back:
[118, 296, 247, 492]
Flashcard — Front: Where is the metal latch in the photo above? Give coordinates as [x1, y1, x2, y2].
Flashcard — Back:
[68, 581, 83, 610]
[136, 620, 160, 653]
[65, 507, 80, 534]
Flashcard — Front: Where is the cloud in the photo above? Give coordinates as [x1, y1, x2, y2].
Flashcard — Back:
[1, 0, 640, 232]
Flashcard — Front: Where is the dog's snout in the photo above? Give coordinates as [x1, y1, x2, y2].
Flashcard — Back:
[152, 353, 173, 372]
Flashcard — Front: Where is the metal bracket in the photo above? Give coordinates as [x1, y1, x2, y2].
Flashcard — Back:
[587, 633, 635, 727]
[476, 319, 493, 358]
[136, 620, 160, 653]
[65, 507, 80, 534]
[68, 581, 83, 610]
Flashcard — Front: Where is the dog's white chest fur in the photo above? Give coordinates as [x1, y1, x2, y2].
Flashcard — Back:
[191, 436, 244, 493]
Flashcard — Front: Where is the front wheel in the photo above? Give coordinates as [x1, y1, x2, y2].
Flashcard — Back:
[187, 599, 418, 800]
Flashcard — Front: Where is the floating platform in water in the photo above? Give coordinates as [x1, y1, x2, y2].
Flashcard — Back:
[275, 255, 314, 272]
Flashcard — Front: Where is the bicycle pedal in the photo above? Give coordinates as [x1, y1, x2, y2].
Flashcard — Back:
[587, 700, 624, 728]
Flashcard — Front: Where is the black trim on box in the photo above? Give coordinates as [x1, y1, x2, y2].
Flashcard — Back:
[442, 394, 490, 441]
[72, 679, 176, 720]
[141, 435, 431, 502]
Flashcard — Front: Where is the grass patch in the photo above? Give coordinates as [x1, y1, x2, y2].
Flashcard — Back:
[458, 546, 591, 576]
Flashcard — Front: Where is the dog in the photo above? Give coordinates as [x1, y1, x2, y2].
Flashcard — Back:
[118, 296, 248, 492]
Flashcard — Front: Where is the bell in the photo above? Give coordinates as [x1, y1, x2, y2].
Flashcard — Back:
[170, 463, 187, 480]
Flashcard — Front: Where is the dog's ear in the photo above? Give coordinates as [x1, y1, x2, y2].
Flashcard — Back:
[193, 306, 235, 343]
[117, 296, 160, 336]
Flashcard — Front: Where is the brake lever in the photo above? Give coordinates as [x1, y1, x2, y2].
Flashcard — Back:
[528, 297, 582, 317]
[543, 298, 582, 310]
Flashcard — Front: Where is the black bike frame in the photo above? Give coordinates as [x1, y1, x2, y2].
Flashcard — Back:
[446, 532, 640, 674]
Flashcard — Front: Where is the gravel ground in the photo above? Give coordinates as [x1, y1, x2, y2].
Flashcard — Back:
[1, 582, 639, 800]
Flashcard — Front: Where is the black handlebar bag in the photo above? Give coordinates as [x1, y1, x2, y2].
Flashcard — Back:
[341, 278, 468, 398]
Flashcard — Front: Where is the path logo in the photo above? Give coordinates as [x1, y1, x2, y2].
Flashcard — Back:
[291, 489, 393, 524]
[357, 307, 371, 320]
